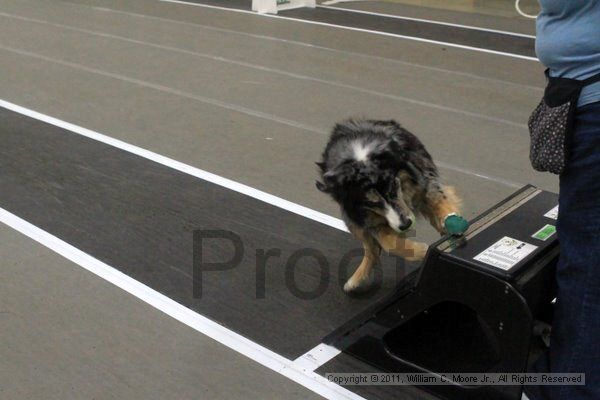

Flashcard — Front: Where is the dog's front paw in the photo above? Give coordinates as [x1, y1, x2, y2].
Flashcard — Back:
[404, 242, 429, 262]
[343, 273, 374, 293]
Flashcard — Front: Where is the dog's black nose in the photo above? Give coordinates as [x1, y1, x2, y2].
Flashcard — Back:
[398, 215, 413, 231]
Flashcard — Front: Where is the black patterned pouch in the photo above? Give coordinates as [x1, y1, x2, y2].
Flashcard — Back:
[528, 70, 600, 174]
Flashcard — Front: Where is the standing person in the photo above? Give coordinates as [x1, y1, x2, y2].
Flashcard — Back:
[525, 1, 600, 399]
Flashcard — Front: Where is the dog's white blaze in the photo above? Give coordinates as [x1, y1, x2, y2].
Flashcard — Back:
[385, 204, 401, 231]
[351, 142, 371, 162]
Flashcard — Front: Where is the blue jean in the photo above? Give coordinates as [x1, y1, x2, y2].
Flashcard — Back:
[526, 101, 600, 400]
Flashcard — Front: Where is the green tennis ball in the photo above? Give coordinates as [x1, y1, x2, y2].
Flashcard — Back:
[445, 215, 469, 236]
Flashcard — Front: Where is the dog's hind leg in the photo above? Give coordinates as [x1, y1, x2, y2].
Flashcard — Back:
[344, 228, 381, 292]
[422, 184, 463, 234]
[374, 226, 428, 262]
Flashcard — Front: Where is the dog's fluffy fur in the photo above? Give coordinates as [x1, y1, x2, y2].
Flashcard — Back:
[316, 119, 462, 292]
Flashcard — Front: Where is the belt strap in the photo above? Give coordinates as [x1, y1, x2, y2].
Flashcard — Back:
[582, 71, 600, 86]
[544, 68, 600, 87]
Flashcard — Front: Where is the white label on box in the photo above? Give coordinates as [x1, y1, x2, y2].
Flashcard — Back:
[544, 205, 559, 220]
[474, 236, 538, 270]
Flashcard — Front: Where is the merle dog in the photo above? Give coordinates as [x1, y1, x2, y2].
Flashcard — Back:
[316, 119, 462, 292]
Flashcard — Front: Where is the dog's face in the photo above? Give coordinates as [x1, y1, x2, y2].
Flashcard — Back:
[316, 142, 415, 232]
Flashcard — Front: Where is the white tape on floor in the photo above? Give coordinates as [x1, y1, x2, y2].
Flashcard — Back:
[0, 99, 348, 232]
[0, 12, 527, 130]
[0, 207, 363, 400]
[296, 343, 342, 372]
[318, 5, 536, 39]
[158, 0, 538, 62]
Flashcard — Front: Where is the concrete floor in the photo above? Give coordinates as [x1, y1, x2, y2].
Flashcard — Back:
[0, 0, 556, 398]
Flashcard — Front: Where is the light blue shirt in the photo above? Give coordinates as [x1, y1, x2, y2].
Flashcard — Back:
[536, 0, 600, 107]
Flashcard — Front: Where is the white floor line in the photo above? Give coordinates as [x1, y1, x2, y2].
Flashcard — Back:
[76, 2, 541, 91]
[0, 44, 327, 134]
[0, 12, 526, 129]
[436, 161, 521, 189]
[318, 5, 536, 39]
[0, 45, 527, 188]
[296, 343, 342, 372]
[157, 0, 538, 62]
[0, 207, 363, 400]
[0, 99, 347, 232]
[322, 0, 369, 4]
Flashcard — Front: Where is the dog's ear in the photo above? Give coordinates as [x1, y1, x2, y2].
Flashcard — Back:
[318, 162, 359, 192]
[316, 168, 338, 192]
[324, 169, 339, 184]
[315, 180, 328, 192]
